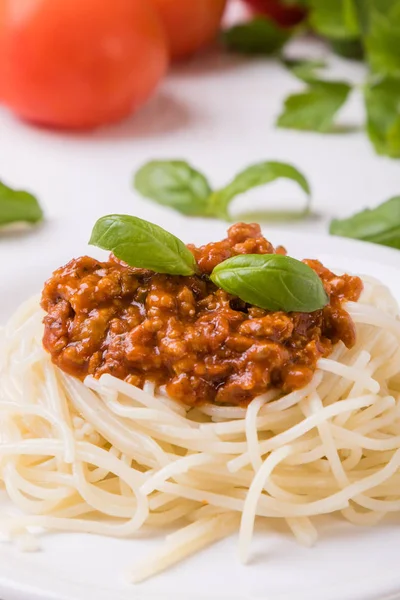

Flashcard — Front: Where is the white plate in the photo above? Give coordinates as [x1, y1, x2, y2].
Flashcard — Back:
[1, 227, 400, 600]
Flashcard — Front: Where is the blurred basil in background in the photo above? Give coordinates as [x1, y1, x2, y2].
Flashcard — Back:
[226, 0, 400, 159]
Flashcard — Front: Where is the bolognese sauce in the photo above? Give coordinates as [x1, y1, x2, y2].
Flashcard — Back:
[41, 223, 363, 406]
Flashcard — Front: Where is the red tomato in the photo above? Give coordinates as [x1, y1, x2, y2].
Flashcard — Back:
[151, 0, 227, 60]
[0, 0, 169, 129]
[243, 0, 306, 27]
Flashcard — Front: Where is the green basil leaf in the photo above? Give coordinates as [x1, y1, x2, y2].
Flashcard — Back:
[353, 0, 370, 33]
[211, 254, 329, 313]
[364, 77, 400, 158]
[368, 226, 400, 249]
[134, 160, 212, 217]
[208, 161, 311, 220]
[330, 38, 364, 59]
[277, 80, 352, 133]
[89, 215, 197, 276]
[222, 17, 290, 55]
[0, 181, 43, 228]
[309, 0, 360, 39]
[330, 196, 400, 248]
[366, 7, 400, 78]
[283, 59, 327, 83]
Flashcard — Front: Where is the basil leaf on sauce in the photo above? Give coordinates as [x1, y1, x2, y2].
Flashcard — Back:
[89, 215, 197, 276]
[208, 162, 311, 220]
[211, 254, 329, 313]
[330, 196, 400, 249]
[222, 17, 290, 56]
[134, 160, 212, 216]
[0, 182, 43, 228]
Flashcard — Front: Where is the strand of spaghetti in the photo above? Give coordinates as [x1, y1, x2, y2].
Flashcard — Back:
[87, 377, 193, 428]
[317, 358, 380, 393]
[2, 510, 148, 538]
[0, 440, 146, 487]
[341, 506, 385, 526]
[260, 375, 323, 414]
[63, 374, 169, 468]
[199, 406, 303, 436]
[129, 513, 240, 583]
[4, 461, 74, 502]
[245, 395, 268, 472]
[197, 382, 320, 421]
[147, 502, 200, 527]
[307, 392, 349, 488]
[331, 425, 400, 451]
[140, 453, 214, 496]
[44, 360, 75, 433]
[325, 351, 373, 426]
[345, 396, 396, 427]
[73, 462, 138, 518]
[0, 402, 75, 463]
[97, 374, 188, 417]
[104, 402, 197, 428]
[2, 460, 74, 515]
[136, 423, 248, 454]
[347, 303, 400, 337]
[355, 408, 400, 436]
[239, 446, 292, 563]
[285, 517, 318, 547]
[228, 395, 376, 472]
[341, 446, 363, 470]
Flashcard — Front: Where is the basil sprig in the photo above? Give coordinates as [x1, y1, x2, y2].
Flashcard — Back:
[211, 254, 329, 313]
[134, 159, 311, 222]
[222, 17, 290, 56]
[0, 181, 43, 228]
[89, 215, 197, 276]
[330, 196, 400, 249]
[364, 77, 400, 159]
[277, 79, 352, 134]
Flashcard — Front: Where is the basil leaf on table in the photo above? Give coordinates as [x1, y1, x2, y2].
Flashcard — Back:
[330, 196, 400, 249]
[89, 215, 197, 276]
[364, 77, 400, 158]
[222, 17, 290, 55]
[366, 7, 400, 78]
[0, 182, 43, 228]
[211, 254, 329, 313]
[133, 160, 312, 222]
[277, 80, 352, 133]
[208, 161, 311, 220]
[309, 0, 361, 39]
[283, 59, 327, 83]
[330, 38, 364, 59]
[134, 160, 212, 216]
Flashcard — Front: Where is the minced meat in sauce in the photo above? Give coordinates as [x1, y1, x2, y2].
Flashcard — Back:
[41, 223, 363, 406]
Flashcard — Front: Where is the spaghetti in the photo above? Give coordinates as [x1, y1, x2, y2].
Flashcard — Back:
[1, 274, 400, 582]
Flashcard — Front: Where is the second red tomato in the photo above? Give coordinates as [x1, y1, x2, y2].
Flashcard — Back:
[152, 0, 227, 60]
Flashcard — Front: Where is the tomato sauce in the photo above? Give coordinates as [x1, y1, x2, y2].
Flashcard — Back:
[41, 223, 363, 406]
